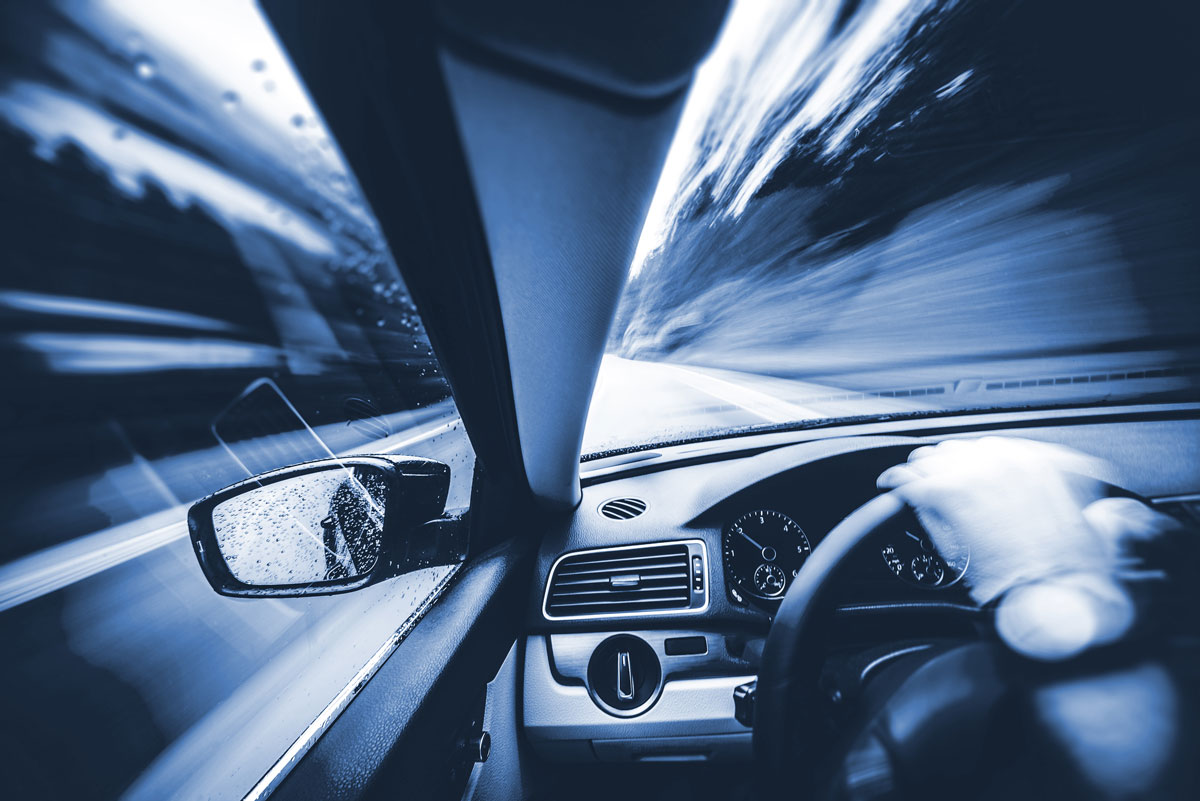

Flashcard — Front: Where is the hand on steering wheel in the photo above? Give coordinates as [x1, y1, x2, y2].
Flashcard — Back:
[755, 437, 1186, 800]
[878, 437, 1176, 660]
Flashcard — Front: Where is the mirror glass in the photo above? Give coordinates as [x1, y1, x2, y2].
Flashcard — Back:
[211, 465, 389, 586]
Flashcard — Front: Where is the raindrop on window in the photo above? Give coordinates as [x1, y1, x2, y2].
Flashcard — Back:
[290, 114, 305, 128]
[113, 127, 128, 140]
[133, 55, 157, 80]
[263, 79, 277, 93]
[251, 58, 267, 72]
[221, 90, 240, 112]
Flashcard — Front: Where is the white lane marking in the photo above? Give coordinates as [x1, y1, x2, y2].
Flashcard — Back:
[660, 363, 823, 423]
[376, 418, 458, 453]
[0, 415, 460, 611]
[0, 514, 189, 612]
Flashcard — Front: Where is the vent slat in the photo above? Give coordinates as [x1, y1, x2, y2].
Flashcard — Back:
[599, 497, 647, 520]
[556, 546, 681, 565]
[555, 560, 687, 578]
[553, 573, 689, 588]
[545, 541, 701, 619]
[551, 586, 692, 599]
[557, 549, 684, 568]
[548, 595, 690, 611]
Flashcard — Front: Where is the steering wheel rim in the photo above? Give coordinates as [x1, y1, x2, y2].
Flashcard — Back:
[754, 477, 1151, 797]
[754, 492, 910, 794]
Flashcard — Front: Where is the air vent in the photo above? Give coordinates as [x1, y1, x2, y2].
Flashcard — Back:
[543, 540, 708, 620]
[599, 497, 647, 520]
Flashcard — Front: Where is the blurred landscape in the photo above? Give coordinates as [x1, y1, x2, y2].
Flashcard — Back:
[587, 0, 1200, 452]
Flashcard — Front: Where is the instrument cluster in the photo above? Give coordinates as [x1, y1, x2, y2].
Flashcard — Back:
[722, 508, 969, 610]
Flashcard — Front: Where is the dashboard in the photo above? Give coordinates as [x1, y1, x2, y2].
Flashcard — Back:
[519, 408, 1200, 764]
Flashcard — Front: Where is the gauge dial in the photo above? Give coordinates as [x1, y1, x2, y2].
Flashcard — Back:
[753, 564, 787, 596]
[880, 529, 968, 589]
[910, 553, 945, 585]
[723, 510, 811, 605]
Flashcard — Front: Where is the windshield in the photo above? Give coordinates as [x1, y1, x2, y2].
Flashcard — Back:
[583, 0, 1200, 455]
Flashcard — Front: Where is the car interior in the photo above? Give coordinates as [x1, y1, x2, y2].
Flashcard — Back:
[225, 3, 1199, 800]
[3, 1, 1198, 800]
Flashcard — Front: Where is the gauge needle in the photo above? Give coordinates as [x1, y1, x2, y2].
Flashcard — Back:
[905, 530, 923, 543]
[737, 527, 767, 551]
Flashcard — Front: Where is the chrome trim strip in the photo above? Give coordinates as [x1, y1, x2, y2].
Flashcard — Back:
[859, 643, 934, 683]
[541, 539, 710, 622]
[1151, 493, 1200, 504]
[242, 563, 461, 801]
[523, 636, 753, 744]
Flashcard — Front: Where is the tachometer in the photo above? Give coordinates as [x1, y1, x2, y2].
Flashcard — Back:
[880, 529, 968, 589]
[723, 510, 811, 606]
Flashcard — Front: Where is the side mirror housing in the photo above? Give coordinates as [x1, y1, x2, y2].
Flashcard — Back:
[187, 455, 465, 598]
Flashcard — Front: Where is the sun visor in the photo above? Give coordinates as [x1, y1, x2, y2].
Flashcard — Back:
[435, 0, 729, 101]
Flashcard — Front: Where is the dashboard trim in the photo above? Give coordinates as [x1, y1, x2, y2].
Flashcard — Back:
[523, 635, 754, 761]
[541, 539, 710, 622]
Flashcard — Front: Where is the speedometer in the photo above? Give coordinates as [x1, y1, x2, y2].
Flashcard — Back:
[723, 510, 811, 606]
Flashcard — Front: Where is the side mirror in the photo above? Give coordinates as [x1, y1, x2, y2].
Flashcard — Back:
[187, 456, 465, 598]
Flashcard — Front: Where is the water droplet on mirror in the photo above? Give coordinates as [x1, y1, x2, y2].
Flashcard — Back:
[221, 90, 240, 112]
[133, 55, 157, 80]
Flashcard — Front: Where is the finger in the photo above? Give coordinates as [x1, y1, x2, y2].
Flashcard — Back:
[877, 463, 925, 490]
[909, 439, 971, 461]
[1083, 497, 1183, 547]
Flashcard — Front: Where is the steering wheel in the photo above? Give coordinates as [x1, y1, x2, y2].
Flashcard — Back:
[754, 491, 1082, 799]
[754, 485, 1197, 800]
[755, 493, 913, 796]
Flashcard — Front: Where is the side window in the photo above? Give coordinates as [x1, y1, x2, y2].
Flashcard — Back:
[0, 4, 474, 799]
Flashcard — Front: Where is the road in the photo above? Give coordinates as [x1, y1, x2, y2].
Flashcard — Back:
[584, 355, 937, 452]
[582, 352, 1193, 454]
